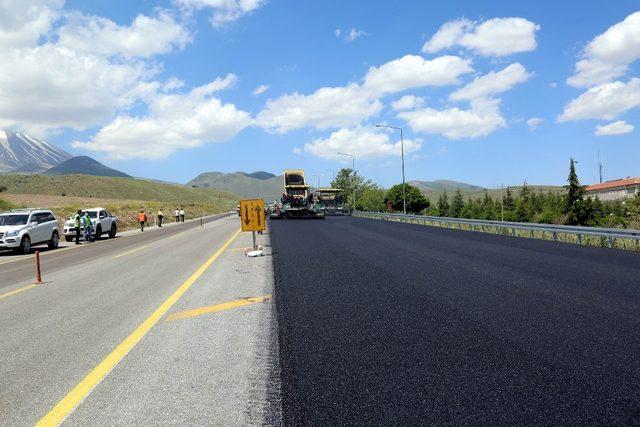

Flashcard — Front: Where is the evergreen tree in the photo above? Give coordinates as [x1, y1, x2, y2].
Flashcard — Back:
[450, 189, 465, 217]
[384, 184, 429, 214]
[437, 190, 450, 216]
[564, 158, 586, 225]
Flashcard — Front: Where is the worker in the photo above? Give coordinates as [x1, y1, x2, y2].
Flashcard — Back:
[137, 210, 148, 232]
[82, 211, 93, 242]
[174, 207, 179, 222]
[157, 208, 164, 227]
[179, 207, 185, 222]
[73, 210, 82, 245]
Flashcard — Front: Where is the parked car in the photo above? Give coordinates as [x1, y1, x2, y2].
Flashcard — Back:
[0, 209, 60, 254]
[63, 208, 118, 242]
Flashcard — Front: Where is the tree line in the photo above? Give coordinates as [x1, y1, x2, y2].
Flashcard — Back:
[330, 159, 640, 229]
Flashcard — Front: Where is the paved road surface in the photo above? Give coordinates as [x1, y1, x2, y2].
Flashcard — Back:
[0, 215, 279, 425]
[271, 216, 640, 425]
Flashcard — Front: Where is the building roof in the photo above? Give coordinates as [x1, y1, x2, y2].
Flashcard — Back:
[586, 177, 640, 192]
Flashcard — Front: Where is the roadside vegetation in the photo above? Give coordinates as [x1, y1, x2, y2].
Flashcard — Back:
[333, 159, 640, 230]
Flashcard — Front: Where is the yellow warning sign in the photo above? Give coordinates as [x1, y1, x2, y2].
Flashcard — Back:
[240, 199, 266, 232]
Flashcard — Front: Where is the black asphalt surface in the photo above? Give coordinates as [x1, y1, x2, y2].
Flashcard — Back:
[271, 216, 640, 425]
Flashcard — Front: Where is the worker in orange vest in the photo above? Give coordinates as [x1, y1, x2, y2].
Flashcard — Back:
[137, 210, 148, 232]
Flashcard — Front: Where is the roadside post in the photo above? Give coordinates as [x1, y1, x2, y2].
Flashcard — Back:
[34, 251, 42, 284]
[239, 199, 266, 251]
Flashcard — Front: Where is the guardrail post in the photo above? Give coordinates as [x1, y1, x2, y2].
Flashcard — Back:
[530, 230, 534, 239]
[511, 228, 516, 237]
[552, 232, 557, 242]
[607, 236, 614, 249]
[576, 234, 582, 245]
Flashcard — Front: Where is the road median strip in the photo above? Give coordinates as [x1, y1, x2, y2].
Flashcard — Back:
[113, 245, 148, 259]
[165, 295, 272, 322]
[36, 227, 241, 427]
[0, 283, 39, 301]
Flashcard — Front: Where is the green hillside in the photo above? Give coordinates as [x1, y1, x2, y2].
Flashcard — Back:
[419, 184, 565, 202]
[0, 174, 239, 205]
[44, 156, 130, 178]
[187, 171, 283, 202]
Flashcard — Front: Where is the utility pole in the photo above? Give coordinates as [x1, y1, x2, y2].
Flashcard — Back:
[500, 184, 504, 222]
[598, 150, 604, 183]
[376, 124, 407, 214]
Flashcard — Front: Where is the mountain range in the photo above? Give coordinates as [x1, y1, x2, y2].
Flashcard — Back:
[44, 156, 131, 178]
[0, 128, 72, 173]
[187, 171, 283, 201]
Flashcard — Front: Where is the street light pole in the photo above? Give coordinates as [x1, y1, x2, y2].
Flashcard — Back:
[337, 152, 356, 211]
[377, 124, 407, 214]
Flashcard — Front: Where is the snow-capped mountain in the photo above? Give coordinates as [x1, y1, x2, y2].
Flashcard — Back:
[0, 128, 72, 173]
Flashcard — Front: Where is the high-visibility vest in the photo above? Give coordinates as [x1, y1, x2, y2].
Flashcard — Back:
[73, 214, 81, 228]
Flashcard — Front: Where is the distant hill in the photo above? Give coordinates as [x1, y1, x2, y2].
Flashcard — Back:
[410, 179, 485, 193]
[187, 171, 283, 201]
[0, 174, 239, 205]
[44, 156, 131, 178]
[410, 180, 564, 202]
[0, 128, 72, 173]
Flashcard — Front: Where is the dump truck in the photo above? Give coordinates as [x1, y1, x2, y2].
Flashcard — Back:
[271, 170, 324, 219]
[316, 187, 349, 215]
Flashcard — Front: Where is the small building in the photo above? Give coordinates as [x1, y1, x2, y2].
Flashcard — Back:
[585, 177, 640, 201]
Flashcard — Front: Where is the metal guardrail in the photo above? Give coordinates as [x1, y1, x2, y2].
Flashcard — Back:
[353, 211, 640, 249]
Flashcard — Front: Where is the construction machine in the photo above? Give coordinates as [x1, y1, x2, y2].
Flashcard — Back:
[316, 188, 349, 215]
[271, 170, 324, 219]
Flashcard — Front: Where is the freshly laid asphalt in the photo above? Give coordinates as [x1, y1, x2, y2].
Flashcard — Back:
[270, 216, 640, 425]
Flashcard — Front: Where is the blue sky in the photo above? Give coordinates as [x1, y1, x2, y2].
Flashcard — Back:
[1, 1, 639, 188]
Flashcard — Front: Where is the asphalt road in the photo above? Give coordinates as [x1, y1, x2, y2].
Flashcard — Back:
[0, 214, 279, 425]
[271, 216, 640, 425]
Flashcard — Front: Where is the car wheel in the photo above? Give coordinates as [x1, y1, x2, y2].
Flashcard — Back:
[108, 224, 117, 238]
[94, 225, 102, 240]
[48, 232, 59, 249]
[17, 236, 31, 254]
[65, 235, 73, 242]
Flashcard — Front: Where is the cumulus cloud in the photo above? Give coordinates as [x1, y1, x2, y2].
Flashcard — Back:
[362, 55, 473, 95]
[559, 78, 640, 122]
[257, 54, 472, 133]
[594, 120, 634, 136]
[253, 84, 269, 95]
[398, 98, 506, 139]
[450, 63, 531, 101]
[72, 78, 251, 160]
[303, 127, 421, 160]
[567, 12, 640, 88]
[526, 117, 544, 131]
[0, 0, 63, 49]
[422, 17, 540, 57]
[391, 95, 425, 111]
[175, 0, 265, 27]
[256, 84, 383, 133]
[57, 11, 191, 58]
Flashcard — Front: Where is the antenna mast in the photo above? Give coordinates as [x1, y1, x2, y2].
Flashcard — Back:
[597, 150, 604, 183]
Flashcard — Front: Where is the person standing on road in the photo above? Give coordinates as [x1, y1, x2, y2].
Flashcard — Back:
[138, 210, 148, 232]
[157, 208, 164, 227]
[73, 210, 82, 245]
[179, 207, 185, 222]
[82, 211, 93, 242]
[175, 208, 179, 222]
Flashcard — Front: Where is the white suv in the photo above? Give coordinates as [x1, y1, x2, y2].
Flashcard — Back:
[0, 209, 60, 254]
[63, 208, 117, 241]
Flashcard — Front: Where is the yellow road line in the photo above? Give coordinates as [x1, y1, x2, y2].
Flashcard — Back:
[0, 284, 38, 301]
[113, 245, 148, 259]
[165, 294, 272, 322]
[36, 228, 242, 427]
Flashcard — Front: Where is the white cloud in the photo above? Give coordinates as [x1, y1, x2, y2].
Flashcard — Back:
[303, 127, 421, 160]
[423, 17, 540, 57]
[0, 44, 152, 132]
[363, 54, 473, 95]
[292, 147, 302, 154]
[175, 0, 265, 27]
[398, 98, 506, 139]
[256, 84, 383, 133]
[450, 63, 531, 101]
[567, 12, 640, 88]
[0, 0, 63, 49]
[57, 11, 191, 58]
[347, 28, 370, 41]
[526, 117, 544, 131]
[594, 120, 634, 136]
[253, 84, 269, 95]
[391, 95, 425, 111]
[258, 54, 472, 133]
[334, 28, 341, 38]
[559, 78, 640, 122]
[72, 78, 251, 160]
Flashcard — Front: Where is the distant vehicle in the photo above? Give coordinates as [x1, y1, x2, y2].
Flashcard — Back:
[0, 208, 60, 254]
[236, 204, 241, 216]
[316, 188, 350, 215]
[63, 208, 117, 242]
[272, 170, 324, 219]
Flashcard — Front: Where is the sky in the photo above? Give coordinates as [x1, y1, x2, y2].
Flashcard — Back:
[0, 0, 638, 188]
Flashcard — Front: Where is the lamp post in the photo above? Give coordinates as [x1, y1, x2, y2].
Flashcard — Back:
[377, 124, 406, 214]
[337, 152, 356, 211]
